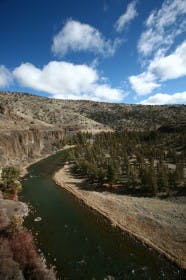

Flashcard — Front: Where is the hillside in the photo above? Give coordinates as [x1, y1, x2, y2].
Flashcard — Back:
[0, 90, 185, 168]
[0, 91, 185, 132]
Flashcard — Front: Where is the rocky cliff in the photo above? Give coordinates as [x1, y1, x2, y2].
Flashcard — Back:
[0, 128, 64, 168]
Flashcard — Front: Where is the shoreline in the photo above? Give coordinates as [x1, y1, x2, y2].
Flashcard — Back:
[18, 151, 63, 279]
[21, 153, 54, 177]
[0, 154, 57, 279]
[20, 144, 74, 177]
[53, 164, 186, 270]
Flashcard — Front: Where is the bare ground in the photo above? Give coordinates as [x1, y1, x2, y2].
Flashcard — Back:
[53, 164, 186, 269]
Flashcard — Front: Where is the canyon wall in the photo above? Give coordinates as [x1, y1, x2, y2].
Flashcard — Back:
[0, 128, 64, 168]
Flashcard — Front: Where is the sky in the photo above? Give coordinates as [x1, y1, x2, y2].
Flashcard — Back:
[0, 0, 186, 104]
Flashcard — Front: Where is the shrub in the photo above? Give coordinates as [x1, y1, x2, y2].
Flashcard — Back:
[9, 231, 56, 279]
[0, 238, 24, 280]
[1, 166, 22, 196]
[9, 231, 38, 269]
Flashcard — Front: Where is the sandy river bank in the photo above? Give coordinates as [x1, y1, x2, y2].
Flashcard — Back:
[53, 164, 186, 270]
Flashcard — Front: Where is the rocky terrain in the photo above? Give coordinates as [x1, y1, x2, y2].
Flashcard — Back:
[0, 128, 64, 168]
[0, 92, 65, 168]
[0, 91, 185, 132]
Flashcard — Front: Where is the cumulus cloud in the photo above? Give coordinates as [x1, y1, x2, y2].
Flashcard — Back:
[141, 92, 186, 105]
[132, 1, 186, 96]
[0, 65, 12, 87]
[115, 1, 138, 32]
[129, 71, 160, 95]
[52, 19, 119, 57]
[93, 84, 124, 102]
[149, 41, 186, 80]
[13, 61, 125, 102]
[13, 61, 98, 96]
[130, 41, 186, 95]
[138, 0, 186, 56]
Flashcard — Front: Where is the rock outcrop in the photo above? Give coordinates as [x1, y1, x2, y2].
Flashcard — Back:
[0, 197, 28, 231]
[0, 128, 64, 168]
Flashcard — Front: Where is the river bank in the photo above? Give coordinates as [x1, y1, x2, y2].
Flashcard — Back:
[0, 150, 61, 279]
[0, 192, 56, 279]
[53, 163, 186, 270]
[21, 153, 54, 177]
[21, 145, 74, 177]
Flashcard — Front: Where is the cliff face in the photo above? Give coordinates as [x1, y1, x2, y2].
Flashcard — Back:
[0, 129, 64, 168]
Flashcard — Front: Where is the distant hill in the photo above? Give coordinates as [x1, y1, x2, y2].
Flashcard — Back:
[0, 91, 185, 132]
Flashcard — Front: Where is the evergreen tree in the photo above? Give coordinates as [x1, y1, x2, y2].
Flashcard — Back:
[175, 163, 184, 185]
[150, 164, 158, 196]
[107, 163, 118, 187]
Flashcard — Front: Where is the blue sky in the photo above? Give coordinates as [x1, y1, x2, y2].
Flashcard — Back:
[0, 0, 185, 104]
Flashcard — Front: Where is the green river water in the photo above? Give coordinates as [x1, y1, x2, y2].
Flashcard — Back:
[21, 151, 185, 279]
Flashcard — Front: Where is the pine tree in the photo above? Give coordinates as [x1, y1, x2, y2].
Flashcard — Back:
[150, 164, 158, 196]
[107, 163, 118, 187]
[175, 163, 184, 185]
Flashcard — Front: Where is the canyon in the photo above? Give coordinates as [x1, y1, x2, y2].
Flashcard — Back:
[0, 91, 185, 279]
[0, 90, 185, 169]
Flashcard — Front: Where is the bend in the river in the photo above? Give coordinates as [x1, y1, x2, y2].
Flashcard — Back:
[21, 151, 184, 279]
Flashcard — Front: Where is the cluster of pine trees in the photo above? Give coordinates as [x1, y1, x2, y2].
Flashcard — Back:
[66, 130, 185, 196]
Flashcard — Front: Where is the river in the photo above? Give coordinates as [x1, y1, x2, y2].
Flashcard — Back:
[21, 151, 184, 279]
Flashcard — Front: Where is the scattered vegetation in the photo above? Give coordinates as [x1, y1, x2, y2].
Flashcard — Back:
[0, 91, 185, 132]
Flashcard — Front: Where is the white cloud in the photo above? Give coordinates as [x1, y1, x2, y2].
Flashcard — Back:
[93, 84, 124, 102]
[13, 61, 125, 102]
[129, 71, 160, 95]
[133, 1, 186, 96]
[141, 92, 186, 105]
[52, 19, 118, 57]
[115, 1, 138, 32]
[0, 65, 12, 87]
[138, 0, 186, 56]
[13, 61, 98, 96]
[130, 41, 186, 95]
[149, 41, 186, 80]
